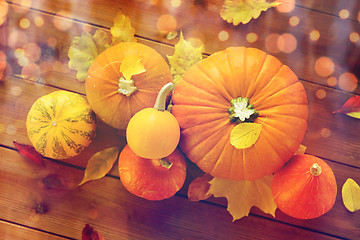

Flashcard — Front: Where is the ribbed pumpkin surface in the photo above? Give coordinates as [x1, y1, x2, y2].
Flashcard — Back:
[26, 91, 96, 159]
[85, 42, 172, 130]
[172, 47, 309, 181]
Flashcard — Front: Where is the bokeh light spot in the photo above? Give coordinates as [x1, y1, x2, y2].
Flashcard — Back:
[315, 57, 334, 77]
[339, 72, 358, 92]
[171, 0, 181, 8]
[156, 14, 177, 34]
[349, 32, 359, 43]
[6, 124, 17, 135]
[12, 0, 31, 13]
[320, 128, 331, 138]
[310, 30, 320, 41]
[23, 42, 41, 62]
[47, 37, 57, 48]
[339, 9, 349, 19]
[327, 76, 337, 87]
[246, 32, 258, 43]
[19, 18, 30, 29]
[10, 85, 22, 96]
[82, 24, 92, 33]
[276, 0, 295, 13]
[289, 16, 299, 26]
[34, 16, 44, 27]
[53, 11, 73, 31]
[8, 30, 28, 49]
[265, 33, 280, 53]
[0, 0, 9, 25]
[22, 62, 41, 80]
[187, 37, 203, 48]
[277, 33, 297, 53]
[218, 30, 229, 41]
[316, 89, 326, 99]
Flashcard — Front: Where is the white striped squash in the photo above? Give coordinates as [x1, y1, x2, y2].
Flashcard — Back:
[26, 90, 96, 159]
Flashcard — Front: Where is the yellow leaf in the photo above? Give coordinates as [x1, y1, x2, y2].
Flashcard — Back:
[79, 147, 120, 186]
[230, 122, 261, 149]
[295, 144, 307, 155]
[120, 55, 146, 80]
[342, 178, 360, 212]
[110, 12, 137, 44]
[208, 175, 276, 221]
[220, 0, 281, 25]
[167, 32, 203, 86]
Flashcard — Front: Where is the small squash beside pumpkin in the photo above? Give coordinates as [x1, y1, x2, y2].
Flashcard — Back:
[26, 90, 96, 159]
[171, 47, 309, 181]
[85, 42, 172, 130]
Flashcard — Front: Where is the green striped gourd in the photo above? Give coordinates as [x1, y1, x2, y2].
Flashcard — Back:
[26, 90, 96, 159]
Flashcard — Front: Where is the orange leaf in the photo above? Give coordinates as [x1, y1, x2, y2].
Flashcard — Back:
[187, 174, 213, 201]
[333, 96, 360, 119]
[13, 140, 44, 166]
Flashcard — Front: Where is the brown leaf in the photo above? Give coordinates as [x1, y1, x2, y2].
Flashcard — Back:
[187, 174, 213, 201]
[333, 96, 360, 119]
[13, 140, 44, 166]
[82, 224, 105, 240]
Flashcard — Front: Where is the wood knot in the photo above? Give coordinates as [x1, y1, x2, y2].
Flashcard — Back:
[34, 203, 48, 214]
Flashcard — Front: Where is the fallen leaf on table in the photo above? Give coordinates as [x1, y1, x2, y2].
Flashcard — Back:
[208, 175, 276, 221]
[295, 144, 307, 155]
[79, 147, 120, 186]
[167, 32, 203, 86]
[187, 174, 213, 201]
[110, 12, 137, 44]
[68, 30, 111, 82]
[342, 178, 360, 212]
[0, 50, 6, 81]
[220, 0, 281, 25]
[82, 224, 105, 240]
[230, 123, 262, 149]
[333, 96, 360, 119]
[13, 140, 44, 166]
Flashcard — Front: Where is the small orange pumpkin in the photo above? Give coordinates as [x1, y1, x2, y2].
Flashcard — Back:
[85, 42, 172, 130]
[272, 154, 337, 219]
[118, 145, 187, 201]
[172, 47, 308, 180]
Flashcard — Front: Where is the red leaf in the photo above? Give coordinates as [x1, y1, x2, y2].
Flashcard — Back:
[333, 96, 360, 115]
[13, 140, 44, 166]
[187, 174, 213, 201]
[82, 224, 105, 240]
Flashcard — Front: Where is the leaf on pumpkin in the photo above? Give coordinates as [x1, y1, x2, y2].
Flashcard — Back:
[110, 12, 137, 44]
[82, 224, 105, 240]
[333, 96, 360, 119]
[187, 174, 213, 201]
[342, 178, 360, 212]
[120, 55, 146, 80]
[220, 0, 281, 25]
[167, 32, 203, 86]
[13, 140, 45, 167]
[79, 147, 120, 186]
[208, 175, 277, 221]
[295, 144, 307, 155]
[230, 122, 262, 149]
[68, 30, 111, 82]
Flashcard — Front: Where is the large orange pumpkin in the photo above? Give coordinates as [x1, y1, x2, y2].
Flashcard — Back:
[85, 42, 172, 130]
[172, 47, 308, 180]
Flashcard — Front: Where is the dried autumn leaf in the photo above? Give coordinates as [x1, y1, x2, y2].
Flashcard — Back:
[208, 175, 277, 221]
[230, 123, 262, 149]
[167, 32, 203, 86]
[220, 0, 281, 25]
[13, 140, 44, 166]
[68, 30, 111, 82]
[333, 96, 360, 119]
[120, 55, 146, 80]
[82, 224, 105, 240]
[187, 174, 213, 201]
[79, 147, 120, 186]
[342, 178, 360, 212]
[110, 12, 137, 44]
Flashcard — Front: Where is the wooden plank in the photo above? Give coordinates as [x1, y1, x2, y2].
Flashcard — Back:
[0, 220, 70, 240]
[6, 0, 360, 93]
[0, 146, 343, 240]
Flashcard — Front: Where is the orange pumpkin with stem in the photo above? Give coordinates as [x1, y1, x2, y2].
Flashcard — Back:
[272, 154, 337, 219]
[171, 47, 309, 180]
[85, 42, 172, 130]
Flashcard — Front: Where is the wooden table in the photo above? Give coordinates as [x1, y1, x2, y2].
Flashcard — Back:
[1, 0, 360, 239]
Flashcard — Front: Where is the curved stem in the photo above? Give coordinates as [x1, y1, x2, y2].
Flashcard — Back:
[154, 82, 173, 111]
[310, 163, 322, 176]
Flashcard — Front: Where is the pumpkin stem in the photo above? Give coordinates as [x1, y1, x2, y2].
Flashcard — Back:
[159, 157, 173, 169]
[154, 82, 173, 111]
[310, 163, 322, 176]
[118, 78, 137, 97]
[228, 97, 258, 123]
